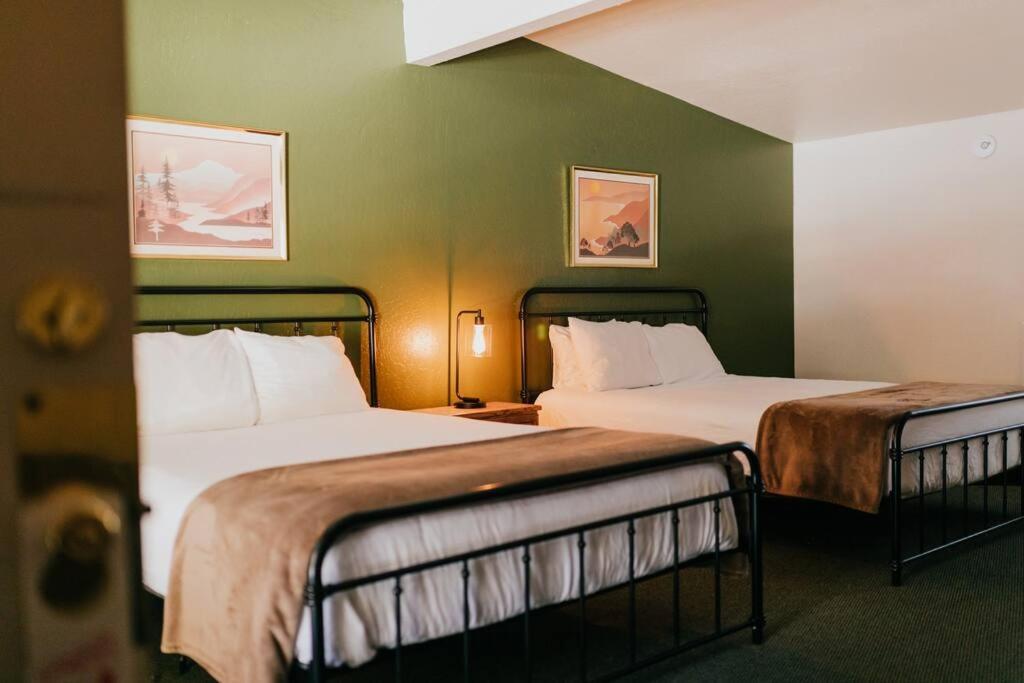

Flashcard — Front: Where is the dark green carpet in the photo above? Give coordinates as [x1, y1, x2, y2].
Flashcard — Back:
[152, 489, 1024, 682]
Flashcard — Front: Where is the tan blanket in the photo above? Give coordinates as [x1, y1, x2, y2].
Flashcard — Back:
[161, 427, 744, 683]
[757, 381, 1023, 513]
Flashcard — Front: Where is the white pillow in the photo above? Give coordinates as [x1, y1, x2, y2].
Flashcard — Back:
[133, 330, 259, 435]
[642, 323, 725, 384]
[549, 325, 586, 390]
[566, 318, 662, 392]
[234, 328, 368, 424]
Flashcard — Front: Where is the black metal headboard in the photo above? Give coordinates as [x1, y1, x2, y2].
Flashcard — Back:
[134, 285, 379, 407]
[518, 286, 708, 403]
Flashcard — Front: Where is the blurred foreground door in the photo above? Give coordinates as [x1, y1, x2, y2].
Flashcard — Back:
[0, 1, 144, 680]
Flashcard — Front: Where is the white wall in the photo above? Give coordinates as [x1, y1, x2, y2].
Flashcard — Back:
[794, 108, 1024, 384]
[403, 0, 629, 65]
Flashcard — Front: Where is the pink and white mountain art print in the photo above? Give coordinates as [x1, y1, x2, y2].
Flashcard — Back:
[127, 117, 287, 260]
[570, 166, 658, 268]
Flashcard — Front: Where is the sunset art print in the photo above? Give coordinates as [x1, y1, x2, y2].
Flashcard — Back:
[127, 117, 287, 260]
[570, 166, 658, 268]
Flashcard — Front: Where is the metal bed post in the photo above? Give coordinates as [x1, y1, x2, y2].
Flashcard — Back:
[749, 460, 766, 643]
[889, 437, 904, 587]
[518, 302, 530, 404]
[361, 290, 379, 408]
[306, 574, 327, 683]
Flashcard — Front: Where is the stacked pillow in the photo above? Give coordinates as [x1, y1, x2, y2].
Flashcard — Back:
[566, 318, 662, 391]
[549, 324, 586, 390]
[550, 318, 724, 392]
[233, 328, 368, 424]
[133, 330, 260, 435]
[641, 322, 725, 384]
[133, 328, 368, 435]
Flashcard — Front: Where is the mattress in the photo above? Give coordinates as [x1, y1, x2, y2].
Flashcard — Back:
[140, 408, 738, 668]
[537, 375, 1024, 497]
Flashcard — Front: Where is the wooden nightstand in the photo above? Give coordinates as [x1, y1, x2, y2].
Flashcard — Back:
[413, 402, 542, 426]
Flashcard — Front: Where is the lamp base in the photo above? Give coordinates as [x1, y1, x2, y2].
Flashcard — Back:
[454, 399, 486, 409]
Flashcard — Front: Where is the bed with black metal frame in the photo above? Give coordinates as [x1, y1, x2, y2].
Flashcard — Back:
[519, 285, 1024, 587]
[135, 284, 765, 683]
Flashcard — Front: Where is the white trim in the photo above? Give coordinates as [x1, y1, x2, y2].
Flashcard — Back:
[403, 0, 631, 66]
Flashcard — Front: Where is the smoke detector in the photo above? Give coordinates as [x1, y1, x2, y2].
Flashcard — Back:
[973, 135, 997, 158]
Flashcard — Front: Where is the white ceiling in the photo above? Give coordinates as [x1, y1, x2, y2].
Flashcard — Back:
[403, 0, 628, 66]
[530, 0, 1024, 142]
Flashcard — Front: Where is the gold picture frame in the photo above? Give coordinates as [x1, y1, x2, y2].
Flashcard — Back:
[569, 165, 658, 268]
[126, 115, 287, 260]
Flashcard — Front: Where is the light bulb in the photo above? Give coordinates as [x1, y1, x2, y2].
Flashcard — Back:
[471, 324, 487, 357]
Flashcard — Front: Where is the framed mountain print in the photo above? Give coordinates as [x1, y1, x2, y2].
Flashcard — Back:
[569, 165, 658, 268]
[126, 116, 287, 260]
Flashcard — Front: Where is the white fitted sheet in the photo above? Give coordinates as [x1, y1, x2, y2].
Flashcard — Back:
[140, 408, 738, 668]
[537, 375, 1024, 498]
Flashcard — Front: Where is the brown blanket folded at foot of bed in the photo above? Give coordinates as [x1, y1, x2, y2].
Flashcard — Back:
[757, 381, 1023, 514]
[161, 426, 744, 683]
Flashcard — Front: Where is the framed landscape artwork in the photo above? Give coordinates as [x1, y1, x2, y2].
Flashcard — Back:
[126, 116, 287, 260]
[569, 165, 658, 268]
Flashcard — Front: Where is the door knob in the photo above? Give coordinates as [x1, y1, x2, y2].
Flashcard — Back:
[38, 486, 121, 612]
[18, 482, 137, 680]
[16, 275, 110, 354]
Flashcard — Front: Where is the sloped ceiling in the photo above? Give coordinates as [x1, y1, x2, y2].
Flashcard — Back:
[403, 0, 629, 65]
[530, 0, 1024, 141]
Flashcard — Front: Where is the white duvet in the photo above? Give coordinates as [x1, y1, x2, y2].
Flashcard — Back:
[140, 408, 739, 668]
[537, 375, 1024, 497]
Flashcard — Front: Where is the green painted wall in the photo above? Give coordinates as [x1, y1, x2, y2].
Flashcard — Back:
[126, 0, 793, 409]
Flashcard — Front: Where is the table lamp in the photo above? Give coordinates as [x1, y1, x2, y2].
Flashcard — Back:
[454, 309, 491, 408]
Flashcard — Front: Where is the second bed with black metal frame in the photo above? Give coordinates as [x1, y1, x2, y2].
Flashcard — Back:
[518, 285, 1024, 587]
[136, 284, 766, 683]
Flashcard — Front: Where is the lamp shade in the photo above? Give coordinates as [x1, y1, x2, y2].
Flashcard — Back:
[469, 321, 492, 358]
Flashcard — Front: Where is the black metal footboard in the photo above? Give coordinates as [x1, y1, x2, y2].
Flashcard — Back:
[889, 392, 1024, 586]
[303, 443, 764, 682]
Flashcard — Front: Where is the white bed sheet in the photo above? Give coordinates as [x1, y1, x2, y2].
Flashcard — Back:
[140, 408, 738, 668]
[537, 375, 1023, 497]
